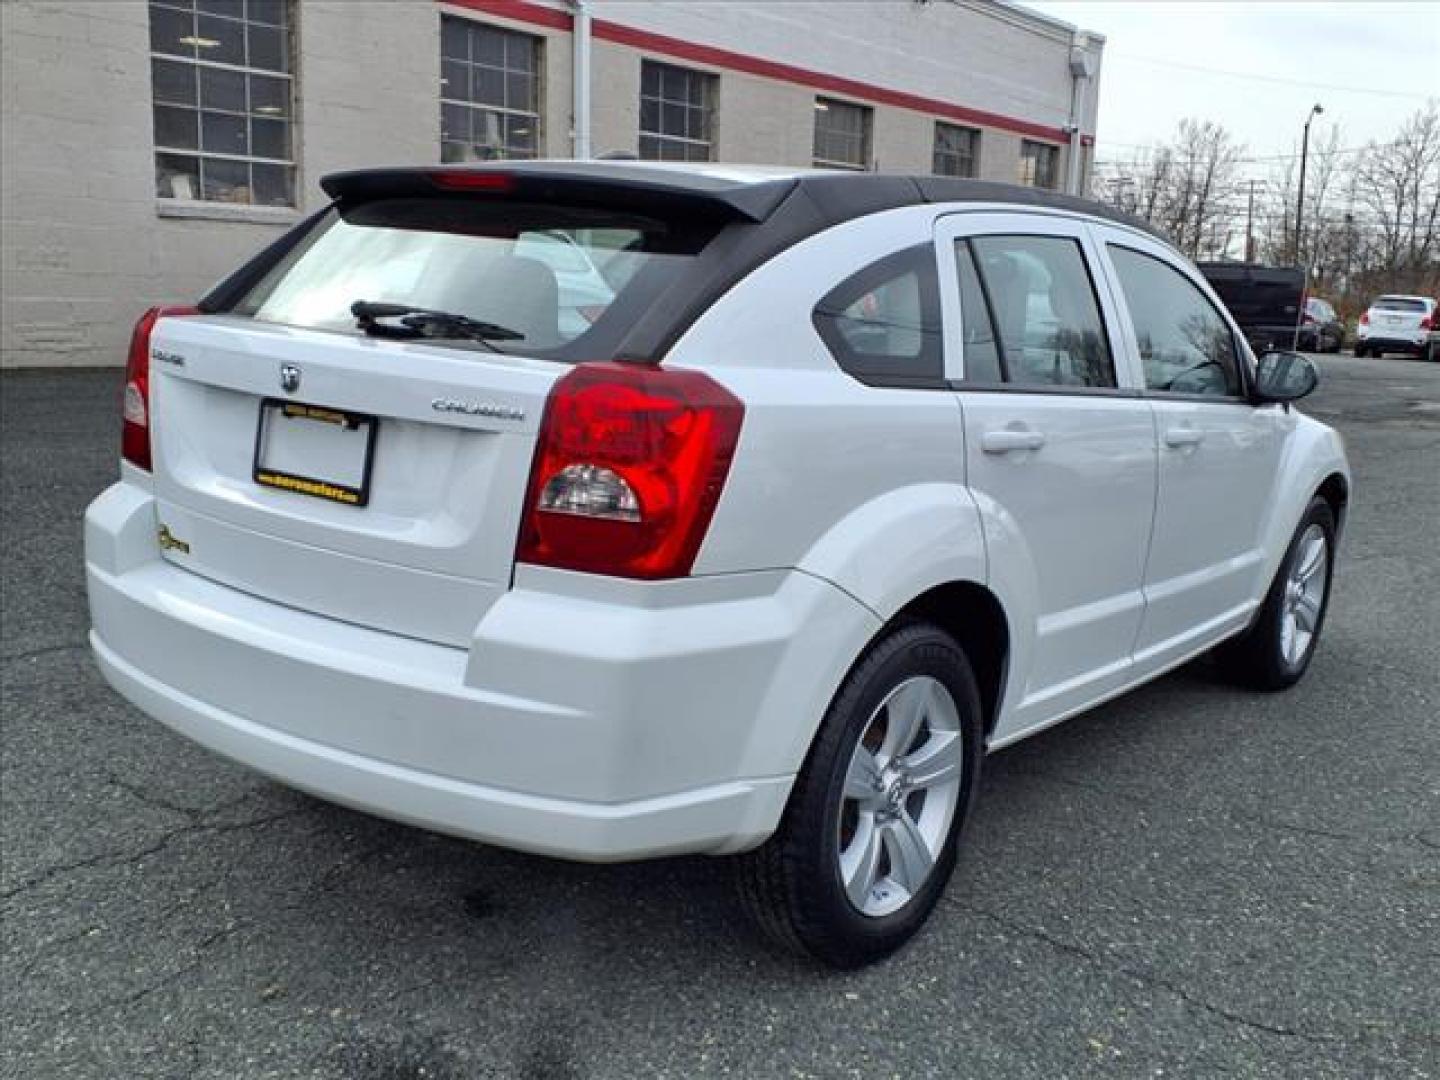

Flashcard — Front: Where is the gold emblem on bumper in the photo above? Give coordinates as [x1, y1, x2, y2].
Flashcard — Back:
[157, 524, 190, 555]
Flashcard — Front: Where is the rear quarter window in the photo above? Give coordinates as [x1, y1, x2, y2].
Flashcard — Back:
[812, 244, 944, 388]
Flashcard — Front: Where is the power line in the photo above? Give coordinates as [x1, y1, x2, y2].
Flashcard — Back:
[1092, 140, 1404, 167]
[1106, 52, 1437, 101]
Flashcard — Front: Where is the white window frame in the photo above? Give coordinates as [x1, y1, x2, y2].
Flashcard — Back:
[933, 122, 980, 179]
[1018, 140, 1060, 190]
[638, 60, 716, 162]
[149, 0, 296, 208]
[813, 97, 872, 171]
[440, 15, 543, 162]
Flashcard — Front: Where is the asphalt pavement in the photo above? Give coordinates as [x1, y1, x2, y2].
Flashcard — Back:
[2, 354, 1437, 1079]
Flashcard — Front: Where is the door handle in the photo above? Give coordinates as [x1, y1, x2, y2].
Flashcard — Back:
[981, 428, 1047, 454]
[1163, 426, 1205, 449]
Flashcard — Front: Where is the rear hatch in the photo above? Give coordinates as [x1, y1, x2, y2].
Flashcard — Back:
[1368, 296, 1430, 335]
[147, 168, 771, 647]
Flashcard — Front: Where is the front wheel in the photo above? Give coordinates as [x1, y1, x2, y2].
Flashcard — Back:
[735, 621, 983, 968]
[1215, 497, 1336, 690]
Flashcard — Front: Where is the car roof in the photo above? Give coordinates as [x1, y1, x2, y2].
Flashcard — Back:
[1374, 294, 1433, 302]
[236, 159, 1172, 367]
[321, 159, 1169, 244]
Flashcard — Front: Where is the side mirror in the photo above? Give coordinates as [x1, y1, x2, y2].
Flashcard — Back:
[1253, 350, 1319, 404]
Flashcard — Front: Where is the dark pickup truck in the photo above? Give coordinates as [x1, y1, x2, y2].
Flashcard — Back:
[1198, 262, 1306, 355]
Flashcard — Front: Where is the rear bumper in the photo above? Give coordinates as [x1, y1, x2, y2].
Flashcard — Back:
[86, 480, 878, 861]
[1356, 330, 1436, 352]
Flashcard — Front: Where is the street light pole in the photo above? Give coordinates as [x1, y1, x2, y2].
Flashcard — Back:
[1245, 178, 1256, 262]
[1295, 103, 1324, 268]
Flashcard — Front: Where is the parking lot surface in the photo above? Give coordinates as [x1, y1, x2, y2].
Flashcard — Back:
[2, 354, 1437, 1079]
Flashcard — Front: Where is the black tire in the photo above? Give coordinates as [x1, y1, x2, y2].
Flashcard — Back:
[735, 621, 983, 969]
[1215, 497, 1336, 691]
[1354, 345, 1370, 358]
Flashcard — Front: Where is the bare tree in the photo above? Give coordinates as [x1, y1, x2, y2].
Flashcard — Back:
[1092, 119, 1243, 259]
[1353, 102, 1440, 286]
[1260, 125, 1344, 273]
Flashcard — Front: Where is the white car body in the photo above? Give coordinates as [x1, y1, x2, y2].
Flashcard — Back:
[86, 163, 1350, 866]
[1356, 294, 1438, 357]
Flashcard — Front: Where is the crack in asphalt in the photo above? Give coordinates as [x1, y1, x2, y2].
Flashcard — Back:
[32, 835, 398, 1023]
[0, 640, 88, 665]
[1011, 767, 1417, 848]
[0, 806, 306, 902]
[98, 767, 269, 822]
[949, 900, 1337, 1045]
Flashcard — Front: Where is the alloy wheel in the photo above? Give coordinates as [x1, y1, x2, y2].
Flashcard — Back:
[836, 676, 964, 918]
[1281, 523, 1329, 667]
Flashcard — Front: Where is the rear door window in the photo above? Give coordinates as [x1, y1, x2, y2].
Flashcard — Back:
[230, 198, 719, 359]
[812, 244, 944, 387]
[966, 235, 1116, 388]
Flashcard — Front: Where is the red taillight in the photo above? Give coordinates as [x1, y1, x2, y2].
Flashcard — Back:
[121, 305, 198, 471]
[1421, 315, 1435, 331]
[516, 362, 744, 579]
[1359, 311, 1370, 326]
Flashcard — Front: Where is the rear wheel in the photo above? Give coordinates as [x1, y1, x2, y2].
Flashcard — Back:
[736, 621, 983, 968]
[1215, 498, 1335, 690]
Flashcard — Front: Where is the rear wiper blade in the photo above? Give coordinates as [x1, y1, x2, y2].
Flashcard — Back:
[350, 300, 525, 347]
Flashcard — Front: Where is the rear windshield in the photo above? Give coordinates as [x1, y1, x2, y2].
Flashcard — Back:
[1373, 297, 1428, 312]
[229, 198, 721, 358]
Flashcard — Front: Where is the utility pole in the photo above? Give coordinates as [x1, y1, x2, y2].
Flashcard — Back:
[1343, 211, 1356, 299]
[1245, 179, 1256, 262]
[1295, 103, 1324, 268]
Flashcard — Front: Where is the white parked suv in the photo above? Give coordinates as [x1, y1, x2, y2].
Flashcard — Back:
[86, 163, 1350, 967]
[1355, 294, 1438, 360]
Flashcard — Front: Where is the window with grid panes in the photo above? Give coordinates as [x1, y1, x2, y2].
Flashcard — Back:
[441, 17, 541, 162]
[1018, 139, 1060, 189]
[149, 0, 294, 206]
[638, 61, 715, 162]
[813, 98, 871, 170]
[933, 122, 979, 178]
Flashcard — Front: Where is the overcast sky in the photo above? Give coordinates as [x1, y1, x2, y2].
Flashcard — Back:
[1023, 1, 1439, 173]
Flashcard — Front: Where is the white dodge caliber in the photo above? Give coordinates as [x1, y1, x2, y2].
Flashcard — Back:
[86, 162, 1350, 967]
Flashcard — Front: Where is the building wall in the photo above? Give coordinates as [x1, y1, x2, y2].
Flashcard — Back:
[0, 0, 1103, 368]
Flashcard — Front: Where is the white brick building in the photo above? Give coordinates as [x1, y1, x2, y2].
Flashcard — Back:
[0, 0, 1104, 368]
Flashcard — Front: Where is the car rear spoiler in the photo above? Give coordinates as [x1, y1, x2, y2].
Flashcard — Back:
[318, 163, 799, 225]
[198, 165, 800, 314]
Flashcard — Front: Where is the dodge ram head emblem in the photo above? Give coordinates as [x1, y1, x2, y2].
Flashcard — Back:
[279, 363, 301, 393]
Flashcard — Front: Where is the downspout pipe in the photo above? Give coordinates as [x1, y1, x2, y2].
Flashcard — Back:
[1066, 31, 1094, 196]
[569, 0, 592, 158]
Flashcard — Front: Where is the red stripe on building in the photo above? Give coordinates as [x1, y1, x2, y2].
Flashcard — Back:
[446, 0, 574, 32]
[445, 0, 1082, 146]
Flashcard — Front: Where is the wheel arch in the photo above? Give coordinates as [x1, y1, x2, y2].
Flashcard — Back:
[1316, 471, 1350, 537]
[889, 581, 1011, 740]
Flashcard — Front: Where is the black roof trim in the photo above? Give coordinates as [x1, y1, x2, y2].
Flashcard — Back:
[319, 163, 798, 224]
